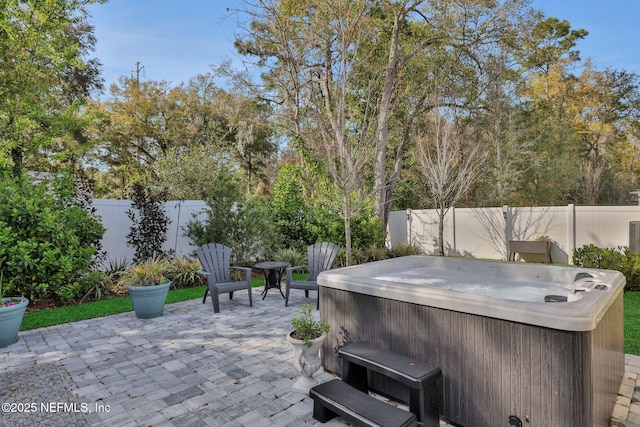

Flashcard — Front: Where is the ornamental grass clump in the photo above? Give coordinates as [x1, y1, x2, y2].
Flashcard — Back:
[118, 257, 169, 287]
[290, 303, 330, 347]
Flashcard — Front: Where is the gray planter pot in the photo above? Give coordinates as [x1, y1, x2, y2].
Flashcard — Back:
[0, 297, 29, 348]
[127, 281, 170, 319]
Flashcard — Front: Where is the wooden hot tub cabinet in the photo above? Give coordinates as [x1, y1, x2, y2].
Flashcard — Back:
[318, 261, 624, 427]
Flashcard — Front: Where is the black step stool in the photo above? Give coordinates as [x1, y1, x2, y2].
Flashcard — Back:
[310, 378, 417, 427]
[339, 341, 441, 427]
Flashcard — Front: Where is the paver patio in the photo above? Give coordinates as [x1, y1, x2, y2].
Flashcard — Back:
[1, 286, 638, 426]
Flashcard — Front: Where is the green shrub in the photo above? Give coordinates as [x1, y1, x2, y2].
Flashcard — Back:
[305, 203, 386, 250]
[185, 178, 277, 264]
[387, 243, 425, 258]
[0, 173, 105, 301]
[573, 244, 640, 291]
[77, 270, 114, 302]
[95, 256, 129, 296]
[126, 182, 171, 263]
[342, 245, 388, 266]
[271, 164, 386, 252]
[290, 303, 330, 347]
[271, 164, 313, 251]
[333, 243, 425, 267]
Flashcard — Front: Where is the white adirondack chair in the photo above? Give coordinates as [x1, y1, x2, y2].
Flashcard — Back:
[285, 242, 340, 309]
[196, 243, 253, 313]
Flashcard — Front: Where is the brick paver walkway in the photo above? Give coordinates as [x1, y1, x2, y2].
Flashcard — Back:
[0, 287, 637, 426]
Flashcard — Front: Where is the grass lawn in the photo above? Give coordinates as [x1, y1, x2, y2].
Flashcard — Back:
[20, 282, 640, 356]
[625, 291, 640, 355]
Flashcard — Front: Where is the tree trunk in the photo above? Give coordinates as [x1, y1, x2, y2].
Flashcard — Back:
[438, 208, 445, 256]
[10, 146, 22, 178]
[373, 8, 404, 238]
[344, 194, 352, 266]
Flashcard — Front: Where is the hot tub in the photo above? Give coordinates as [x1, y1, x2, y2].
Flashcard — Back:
[317, 256, 625, 427]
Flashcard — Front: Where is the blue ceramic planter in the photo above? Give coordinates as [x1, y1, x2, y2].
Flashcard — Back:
[127, 281, 170, 319]
[0, 297, 29, 348]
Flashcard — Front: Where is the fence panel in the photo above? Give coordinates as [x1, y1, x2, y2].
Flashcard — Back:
[574, 206, 640, 249]
[452, 207, 505, 259]
[392, 205, 640, 263]
[93, 199, 206, 266]
[93, 201, 640, 267]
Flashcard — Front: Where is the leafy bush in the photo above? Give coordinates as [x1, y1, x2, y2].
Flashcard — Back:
[97, 256, 129, 293]
[335, 245, 387, 267]
[271, 164, 386, 252]
[0, 173, 105, 301]
[104, 255, 204, 294]
[126, 182, 171, 263]
[184, 177, 277, 264]
[117, 256, 169, 287]
[387, 243, 425, 258]
[305, 203, 386, 250]
[573, 244, 640, 291]
[333, 243, 424, 267]
[271, 164, 313, 251]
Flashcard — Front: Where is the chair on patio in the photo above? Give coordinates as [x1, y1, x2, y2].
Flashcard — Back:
[196, 243, 253, 313]
[285, 242, 340, 309]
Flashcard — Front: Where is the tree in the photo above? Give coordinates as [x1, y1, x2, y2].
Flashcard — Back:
[571, 64, 640, 203]
[215, 91, 276, 194]
[521, 17, 588, 75]
[414, 112, 483, 256]
[0, 0, 105, 176]
[236, 0, 381, 264]
[89, 74, 276, 197]
[152, 146, 237, 200]
[519, 19, 640, 205]
[462, 70, 535, 206]
[181, 72, 277, 193]
[235, 0, 541, 245]
[90, 78, 202, 194]
[271, 163, 313, 250]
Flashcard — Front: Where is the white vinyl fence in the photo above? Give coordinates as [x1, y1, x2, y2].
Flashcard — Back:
[93, 199, 206, 266]
[94, 200, 640, 267]
[388, 205, 640, 264]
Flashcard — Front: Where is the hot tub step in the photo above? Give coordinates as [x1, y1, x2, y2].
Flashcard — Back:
[338, 341, 441, 427]
[310, 378, 417, 427]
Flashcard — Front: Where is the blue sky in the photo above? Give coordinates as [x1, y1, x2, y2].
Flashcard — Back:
[87, 0, 242, 87]
[87, 0, 640, 90]
[531, 0, 640, 73]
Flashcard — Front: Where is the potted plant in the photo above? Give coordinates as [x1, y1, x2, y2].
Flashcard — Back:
[0, 274, 29, 348]
[286, 303, 330, 392]
[119, 257, 171, 319]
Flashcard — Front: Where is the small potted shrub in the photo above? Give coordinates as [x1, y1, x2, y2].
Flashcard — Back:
[119, 257, 171, 319]
[0, 274, 29, 348]
[286, 303, 330, 392]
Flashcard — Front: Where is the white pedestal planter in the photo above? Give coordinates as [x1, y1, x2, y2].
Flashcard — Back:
[287, 331, 326, 393]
